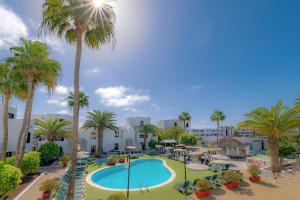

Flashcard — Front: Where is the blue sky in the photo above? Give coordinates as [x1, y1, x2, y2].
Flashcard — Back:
[0, 0, 300, 128]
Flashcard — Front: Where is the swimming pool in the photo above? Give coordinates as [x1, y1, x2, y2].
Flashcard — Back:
[94, 158, 108, 164]
[87, 158, 176, 191]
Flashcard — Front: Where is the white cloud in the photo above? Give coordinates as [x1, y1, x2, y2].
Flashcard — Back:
[46, 98, 68, 107]
[39, 84, 69, 96]
[192, 84, 203, 91]
[86, 67, 101, 75]
[0, 3, 28, 48]
[123, 107, 137, 112]
[150, 104, 160, 111]
[95, 86, 150, 108]
[56, 109, 70, 115]
[43, 36, 64, 53]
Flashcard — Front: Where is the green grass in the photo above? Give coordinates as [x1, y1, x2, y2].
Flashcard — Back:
[252, 155, 270, 161]
[85, 155, 214, 200]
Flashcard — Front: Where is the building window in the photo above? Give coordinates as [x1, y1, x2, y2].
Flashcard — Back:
[140, 120, 144, 126]
[139, 134, 144, 139]
[26, 132, 31, 143]
[114, 143, 119, 150]
[174, 122, 177, 127]
[91, 132, 96, 139]
[186, 123, 189, 128]
[8, 113, 14, 119]
[115, 131, 119, 138]
[61, 137, 64, 141]
[91, 145, 96, 153]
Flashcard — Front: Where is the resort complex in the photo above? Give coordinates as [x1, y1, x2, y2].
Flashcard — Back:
[1, 0, 300, 200]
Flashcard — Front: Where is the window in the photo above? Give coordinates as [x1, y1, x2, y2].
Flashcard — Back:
[91, 132, 96, 139]
[174, 122, 177, 127]
[114, 143, 119, 150]
[60, 137, 64, 141]
[91, 145, 96, 153]
[26, 132, 31, 143]
[139, 134, 144, 138]
[8, 113, 14, 119]
[140, 120, 144, 126]
[186, 123, 189, 128]
[114, 131, 119, 138]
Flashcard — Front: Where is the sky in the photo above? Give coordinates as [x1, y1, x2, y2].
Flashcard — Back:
[0, 0, 300, 128]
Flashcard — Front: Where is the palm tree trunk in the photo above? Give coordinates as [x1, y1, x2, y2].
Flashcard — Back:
[67, 24, 83, 200]
[268, 136, 281, 179]
[97, 128, 104, 154]
[217, 120, 219, 143]
[17, 84, 34, 168]
[1, 93, 10, 161]
[15, 75, 34, 167]
[143, 133, 148, 150]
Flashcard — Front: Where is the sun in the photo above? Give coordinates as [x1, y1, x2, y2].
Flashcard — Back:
[93, 0, 105, 8]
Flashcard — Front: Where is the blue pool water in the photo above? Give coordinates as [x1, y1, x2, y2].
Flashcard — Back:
[94, 158, 108, 164]
[91, 159, 173, 190]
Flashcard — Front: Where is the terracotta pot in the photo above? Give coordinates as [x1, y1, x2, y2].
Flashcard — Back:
[42, 192, 50, 199]
[63, 163, 67, 168]
[195, 189, 212, 198]
[119, 158, 125, 163]
[249, 176, 261, 183]
[224, 182, 239, 189]
[107, 161, 116, 166]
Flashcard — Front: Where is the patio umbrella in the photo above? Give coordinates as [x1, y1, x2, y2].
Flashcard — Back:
[211, 154, 230, 160]
[125, 146, 137, 151]
[174, 148, 187, 152]
[188, 151, 204, 156]
[164, 147, 174, 151]
[210, 159, 231, 165]
[155, 145, 163, 149]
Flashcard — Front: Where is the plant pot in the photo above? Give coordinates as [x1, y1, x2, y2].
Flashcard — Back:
[107, 161, 116, 166]
[63, 163, 67, 168]
[195, 189, 212, 198]
[42, 191, 51, 199]
[249, 176, 261, 183]
[119, 159, 125, 163]
[224, 182, 239, 189]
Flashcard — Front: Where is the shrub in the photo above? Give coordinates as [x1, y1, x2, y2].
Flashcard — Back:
[5, 151, 40, 175]
[220, 170, 242, 184]
[107, 156, 116, 164]
[247, 164, 261, 177]
[0, 161, 22, 198]
[148, 139, 159, 149]
[39, 143, 60, 165]
[60, 155, 71, 167]
[179, 132, 197, 146]
[39, 179, 59, 192]
[195, 179, 214, 191]
[107, 192, 128, 200]
[23, 151, 40, 174]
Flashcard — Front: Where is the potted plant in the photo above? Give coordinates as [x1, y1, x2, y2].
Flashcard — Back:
[220, 170, 242, 189]
[119, 155, 126, 163]
[60, 155, 71, 167]
[195, 179, 214, 198]
[107, 156, 116, 166]
[39, 179, 59, 199]
[247, 164, 261, 183]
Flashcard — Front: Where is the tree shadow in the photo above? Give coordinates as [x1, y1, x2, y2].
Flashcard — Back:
[256, 181, 278, 188]
[212, 188, 226, 196]
[232, 187, 254, 196]
[239, 181, 251, 187]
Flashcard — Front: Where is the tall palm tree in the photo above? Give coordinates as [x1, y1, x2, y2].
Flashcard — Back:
[139, 124, 158, 150]
[34, 118, 71, 143]
[178, 112, 191, 130]
[40, 1, 116, 197]
[0, 62, 27, 161]
[210, 110, 226, 143]
[237, 101, 300, 179]
[67, 91, 89, 108]
[8, 38, 61, 168]
[83, 110, 118, 154]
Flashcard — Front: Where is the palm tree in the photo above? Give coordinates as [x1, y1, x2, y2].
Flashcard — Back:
[8, 38, 61, 168]
[83, 110, 118, 154]
[34, 118, 72, 143]
[210, 110, 226, 143]
[139, 124, 158, 150]
[40, 1, 116, 197]
[67, 91, 89, 108]
[237, 101, 300, 179]
[0, 62, 27, 161]
[178, 112, 191, 130]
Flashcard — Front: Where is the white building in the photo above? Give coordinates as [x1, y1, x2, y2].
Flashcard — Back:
[235, 129, 255, 137]
[0, 104, 34, 158]
[191, 127, 234, 137]
[157, 119, 191, 130]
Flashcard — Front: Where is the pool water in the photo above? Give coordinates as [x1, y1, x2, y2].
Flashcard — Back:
[90, 159, 173, 190]
[94, 158, 108, 164]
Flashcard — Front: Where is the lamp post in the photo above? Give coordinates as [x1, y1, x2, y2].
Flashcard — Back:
[127, 155, 131, 199]
[183, 151, 187, 200]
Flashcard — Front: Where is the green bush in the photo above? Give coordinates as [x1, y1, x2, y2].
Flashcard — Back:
[148, 139, 159, 149]
[107, 192, 128, 200]
[247, 164, 261, 177]
[0, 161, 22, 198]
[220, 170, 242, 184]
[179, 132, 197, 146]
[6, 151, 40, 175]
[60, 155, 71, 167]
[39, 143, 60, 165]
[195, 179, 214, 191]
[39, 179, 59, 192]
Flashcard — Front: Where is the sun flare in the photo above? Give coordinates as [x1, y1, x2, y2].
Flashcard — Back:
[93, 0, 105, 8]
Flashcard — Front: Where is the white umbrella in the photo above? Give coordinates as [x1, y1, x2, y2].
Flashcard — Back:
[188, 151, 204, 156]
[210, 159, 231, 165]
[211, 154, 230, 160]
[125, 146, 137, 151]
